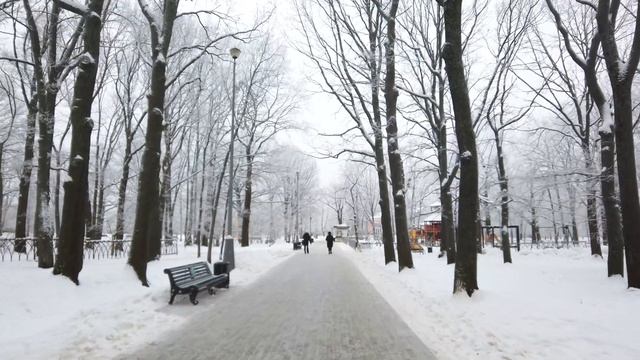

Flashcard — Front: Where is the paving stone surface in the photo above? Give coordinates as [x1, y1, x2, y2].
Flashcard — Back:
[127, 245, 437, 360]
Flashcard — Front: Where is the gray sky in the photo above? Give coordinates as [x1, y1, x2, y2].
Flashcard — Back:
[215, 0, 350, 188]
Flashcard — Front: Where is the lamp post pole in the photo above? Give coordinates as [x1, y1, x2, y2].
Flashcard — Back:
[226, 48, 241, 237]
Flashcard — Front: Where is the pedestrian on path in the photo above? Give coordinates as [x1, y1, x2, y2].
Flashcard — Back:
[326, 232, 335, 254]
[302, 232, 312, 254]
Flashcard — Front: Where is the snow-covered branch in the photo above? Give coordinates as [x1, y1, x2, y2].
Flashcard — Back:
[55, 0, 89, 15]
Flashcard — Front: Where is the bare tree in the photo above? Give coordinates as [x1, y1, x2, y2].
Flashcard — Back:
[373, 0, 414, 270]
[5, 1, 38, 249]
[478, 0, 539, 263]
[22, 0, 85, 268]
[594, 0, 640, 287]
[398, 0, 460, 263]
[296, 0, 397, 264]
[128, 0, 262, 285]
[437, 0, 479, 296]
[237, 38, 296, 247]
[111, 38, 146, 242]
[0, 70, 18, 231]
[545, 0, 623, 275]
[54, 0, 108, 284]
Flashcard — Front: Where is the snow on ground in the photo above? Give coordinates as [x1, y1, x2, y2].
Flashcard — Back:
[346, 243, 640, 360]
[0, 241, 293, 360]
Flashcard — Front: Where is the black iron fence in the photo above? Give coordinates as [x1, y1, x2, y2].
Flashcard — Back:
[0, 237, 178, 262]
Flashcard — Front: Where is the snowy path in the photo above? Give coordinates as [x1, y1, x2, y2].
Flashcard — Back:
[125, 245, 437, 360]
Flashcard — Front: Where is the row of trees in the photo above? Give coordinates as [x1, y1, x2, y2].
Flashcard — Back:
[0, 0, 306, 286]
[299, 0, 640, 295]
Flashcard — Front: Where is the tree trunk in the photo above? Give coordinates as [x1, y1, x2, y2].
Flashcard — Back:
[547, 188, 558, 246]
[440, 0, 479, 296]
[95, 172, 106, 237]
[196, 148, 207, 256]
[436, 73, 456, 264]
[375, 150, 396, 264]
[90, 137, 100, 237]
[531, 200, 539, 245]
[159, 134, 171, 239]
[54, 0, 105, 284]
[600, 130, 623, 276]
[0, 144, 3, 231]
[383, 0, 413, 271]
[14, 106, 37, 251]
[54, 149, 61, 237]
[584, 150, 602, 256]
[129, 51, 168, 286]
[441, 185, 456, 264]
[612, 84, 639, 285]
[586, 187, 601, 254]
[283, 195, 289, 243]
[496, 139, 512, 263]
[240, 153, 253, 247]
[114, 145, 131, 241]
[596, 1, 640, 288]
[184, 140, 192, 245]
[567, 182, 579, 243]
[207, 149, 230, 262]
[368, 14, 396, 264]
[34, 103, 56, 268]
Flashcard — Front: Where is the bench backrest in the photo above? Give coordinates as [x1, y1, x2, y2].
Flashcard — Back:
[164, 262, 212, 286]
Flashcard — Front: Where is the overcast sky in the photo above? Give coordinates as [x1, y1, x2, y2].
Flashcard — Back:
[204, 0, 352, 188]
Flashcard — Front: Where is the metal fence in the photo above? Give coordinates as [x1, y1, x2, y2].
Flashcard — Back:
[0, 237, 178, 262]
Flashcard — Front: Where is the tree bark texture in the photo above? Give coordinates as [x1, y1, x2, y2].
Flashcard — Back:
[495, 139, 512, 263]
[159, 134, 172, 239]
[0, 145, 3, 230]
[114, 145, 131, 240]
[33, 2, 61, 269]
[596, 0, 640, 287]
[129, 0, 179, 286]
[129, 59, 166, 285]
[383, 0, 413, 271]
[14, 106, 37, 252]
[440, 0, 479, 296]
[196, 148, 208, 256]
[367, 10, 396, 264]
[207, 150, 230, 262]
[54, 150, 61, 237]
[586, 171, 602, 256]
[240, 153, 253, 247]
[54, 0, 105, 284]
[611, 84, 639, 285]
[600, 130, 623, 276]
[375, 147, 396, 264]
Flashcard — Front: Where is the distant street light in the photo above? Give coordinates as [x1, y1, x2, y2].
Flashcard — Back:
[226, 47, 241, 237]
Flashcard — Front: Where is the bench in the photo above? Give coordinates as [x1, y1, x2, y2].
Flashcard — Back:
[164, 261, 229, 305]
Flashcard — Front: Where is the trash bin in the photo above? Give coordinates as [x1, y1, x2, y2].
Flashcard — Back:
[293, 242, 301, 250]
[213, 262, 229, 275]
[427, 247, 433, 253]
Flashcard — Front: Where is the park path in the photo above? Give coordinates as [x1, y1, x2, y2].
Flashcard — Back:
[127, 244, 437, 360]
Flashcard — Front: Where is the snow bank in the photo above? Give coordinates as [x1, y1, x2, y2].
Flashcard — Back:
[0, 242, 293, 360]
[344, 244, 640, 360]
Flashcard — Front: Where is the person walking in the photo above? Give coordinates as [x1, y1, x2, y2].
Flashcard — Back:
[302, 232, 312, 254]
[326, 232, 335, 254]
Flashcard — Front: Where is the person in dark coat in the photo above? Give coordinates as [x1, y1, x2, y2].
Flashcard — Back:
[326, 232, 335, 254]
[302, 232, 312, 254]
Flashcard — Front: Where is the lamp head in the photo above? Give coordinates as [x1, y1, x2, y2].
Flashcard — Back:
[230, 47, 241, 60]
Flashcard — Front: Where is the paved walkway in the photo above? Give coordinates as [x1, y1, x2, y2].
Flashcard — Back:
[127, 245, 437, 360]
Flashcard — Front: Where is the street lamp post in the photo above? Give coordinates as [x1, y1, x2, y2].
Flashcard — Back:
[226, 47, 241, 237]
